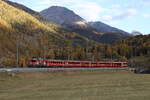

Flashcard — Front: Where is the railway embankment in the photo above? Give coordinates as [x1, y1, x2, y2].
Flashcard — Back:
[129, 61, 150, 74]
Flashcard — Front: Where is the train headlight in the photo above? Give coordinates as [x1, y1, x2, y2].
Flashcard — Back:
[36, 62, 39, 65]
[43, 62, 46, 65]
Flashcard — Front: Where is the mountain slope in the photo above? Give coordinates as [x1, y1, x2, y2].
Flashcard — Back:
[40, 6, 103, 43]
[0, 0, 77, 65]
[88, 21, 129, 34]
[40, 6, 131, 44]
[3, 0, 63, 30]
[40, 6, 86, 26]
[4, 0, 39, 16]
[88, 21, 131, 44]
[3, 0, 96, 46]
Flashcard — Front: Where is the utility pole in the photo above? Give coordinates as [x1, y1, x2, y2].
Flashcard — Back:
[16, 35, 19, 68]
[86, 38, 89, 61]
[111, 48, 113, 62]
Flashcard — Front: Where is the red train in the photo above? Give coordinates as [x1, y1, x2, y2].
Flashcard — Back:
[28, 58, 128, 68]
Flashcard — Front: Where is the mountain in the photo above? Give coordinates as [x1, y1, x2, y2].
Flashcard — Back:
[3, 0, 96, 46]
[3, 0, 64, 30]
[131, 30, 143, 36]
[88, 21, 131, 44]
[0, 0, 68, 57]
[40, 6, 131, 44]
[40, 6, 87, 27]
[40, 6, 103, 43]
[3, 0, 39, 16]
[0, 0, 98, 66]
[0, 0, 148, 67]
[88, 21, 129, 35]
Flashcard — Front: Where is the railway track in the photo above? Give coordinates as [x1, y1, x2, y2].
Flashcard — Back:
[0, 67, 129, 72]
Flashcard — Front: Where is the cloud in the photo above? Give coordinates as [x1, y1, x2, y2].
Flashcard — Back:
[111, 4, 121, 9]
[99, 8, 138, 26]
[101, 15, 113, 22]
[10, 0, 29, 3]
[36, 0, 81, 6]
[70, 2, 104, 21]
[143, 14, 150, 18]
[9, 0, 105, 21]
[112, 9, 137, 20]
[37, 0, 52, 5]
[101, 9, 137, 21]
[9, 0, 140, 22]
[143, 0, 150, 2]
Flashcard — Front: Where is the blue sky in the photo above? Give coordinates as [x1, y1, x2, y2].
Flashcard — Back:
[10, 0, 150, 34]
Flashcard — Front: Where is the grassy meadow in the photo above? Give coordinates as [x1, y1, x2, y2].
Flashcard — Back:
[0, 70, 150, 100]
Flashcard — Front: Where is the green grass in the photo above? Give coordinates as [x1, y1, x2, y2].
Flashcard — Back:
[0, 70, 150, 100]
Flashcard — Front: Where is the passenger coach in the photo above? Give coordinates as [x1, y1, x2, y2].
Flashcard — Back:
[28, 58, 128, 68]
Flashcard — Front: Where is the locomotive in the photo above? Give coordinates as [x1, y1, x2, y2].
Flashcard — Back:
[28, 58, 128, 68]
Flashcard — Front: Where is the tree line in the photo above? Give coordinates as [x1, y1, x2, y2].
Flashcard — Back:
[1, 34, 150, 67]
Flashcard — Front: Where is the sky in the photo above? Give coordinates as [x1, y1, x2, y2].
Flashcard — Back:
[10, 0, 150, 34]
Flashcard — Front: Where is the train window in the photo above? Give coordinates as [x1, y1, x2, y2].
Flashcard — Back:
[68, 62, 80, 64]
[68, 62, 72, 64]
[54, 62, 58, 64]
[117, 63, 121, 65]
[58, 62, 62, 64]
[84, 62, 89, 64]
[51, 61, 55, 64]
[31, 60, 37, 62]
[56, 62, 59, 64]
[91, 63, 97, 64]
[100, 63, 107, 64]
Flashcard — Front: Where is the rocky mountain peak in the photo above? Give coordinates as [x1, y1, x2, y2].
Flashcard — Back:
[40, 5, 131, 44]
[40, 6, 86, 26]
[88, 21, 129, 35]
[131, 30, 143, 36]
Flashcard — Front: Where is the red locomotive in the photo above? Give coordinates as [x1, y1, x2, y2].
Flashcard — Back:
[28, 58, 128, 68]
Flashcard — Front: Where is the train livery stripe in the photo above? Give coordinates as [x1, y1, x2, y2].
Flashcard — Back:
[28, 59, 128, 68]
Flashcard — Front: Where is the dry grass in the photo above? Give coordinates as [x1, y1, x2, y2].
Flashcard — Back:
[0, 70, 150, 100]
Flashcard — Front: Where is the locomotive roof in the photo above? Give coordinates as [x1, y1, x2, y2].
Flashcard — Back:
[30, 58, 127, 63]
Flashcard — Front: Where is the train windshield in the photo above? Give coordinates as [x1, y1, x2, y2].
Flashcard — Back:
[31, 60, 37, 62]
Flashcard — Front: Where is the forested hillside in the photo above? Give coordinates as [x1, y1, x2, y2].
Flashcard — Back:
[3, 0, 96, 47]
[31, 34, 149, 67]
[0, 0, 149, 67]
[0, 0, 65, 65]
[0, 0, 95, 66]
